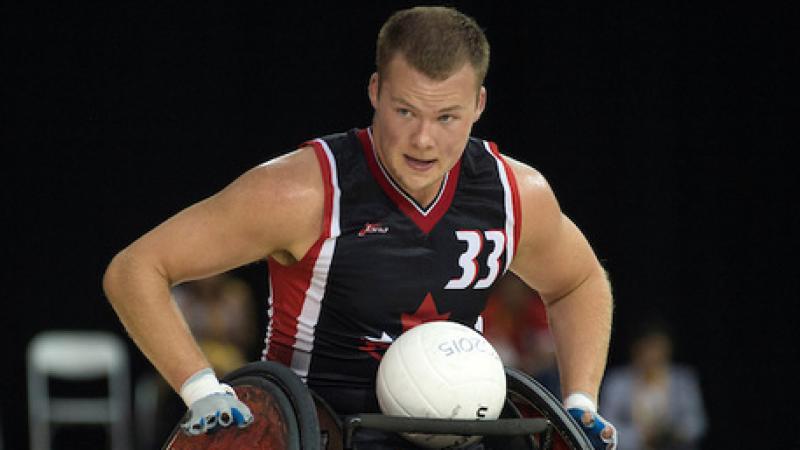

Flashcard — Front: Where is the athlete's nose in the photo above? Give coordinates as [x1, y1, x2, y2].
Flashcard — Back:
[410, 119, 435, 150]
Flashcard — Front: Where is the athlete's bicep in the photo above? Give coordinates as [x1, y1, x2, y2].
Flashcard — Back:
[125, 147, 324, 285]
[506, 159, 602, 303]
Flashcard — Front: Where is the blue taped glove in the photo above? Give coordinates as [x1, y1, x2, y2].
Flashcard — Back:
[180, 390, 254, 435]
[564, 392, 617, 450]
[179, 368, 254, 436]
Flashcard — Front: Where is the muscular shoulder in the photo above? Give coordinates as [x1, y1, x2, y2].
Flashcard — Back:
[215, 146, 324, 261]
[503, 155, 603, 301]
[231, 146, 322, 207]
[505, 157, 554, 196]
[503, 156, 563, 250]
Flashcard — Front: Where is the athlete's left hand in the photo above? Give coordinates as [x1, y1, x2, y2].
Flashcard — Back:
[565, 393, 617, 450]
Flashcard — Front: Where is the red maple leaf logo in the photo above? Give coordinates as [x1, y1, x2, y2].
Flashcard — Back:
[401, 292, 451, 332]
[359, 292, 451, 361]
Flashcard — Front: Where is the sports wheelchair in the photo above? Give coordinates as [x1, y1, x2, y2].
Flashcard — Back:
[163, 361, 593, 450]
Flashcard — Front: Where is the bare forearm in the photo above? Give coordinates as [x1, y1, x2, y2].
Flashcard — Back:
[544, 268, 612, 404]
[103, 249, 210, 393]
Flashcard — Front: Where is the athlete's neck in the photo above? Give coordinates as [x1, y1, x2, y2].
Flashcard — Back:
[368, 126, 445, 210]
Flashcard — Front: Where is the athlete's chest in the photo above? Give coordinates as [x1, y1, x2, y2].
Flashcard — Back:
[327, 183, 510, 307]
[312, 129, 518, 328]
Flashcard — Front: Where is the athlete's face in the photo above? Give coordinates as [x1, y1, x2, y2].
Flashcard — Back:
[369, 55, 486, 206]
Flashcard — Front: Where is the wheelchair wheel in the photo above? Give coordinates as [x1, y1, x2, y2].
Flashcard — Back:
[310, 389, 343, 450]
[162, 361, 322, 450]
[504, 367, 593, 450]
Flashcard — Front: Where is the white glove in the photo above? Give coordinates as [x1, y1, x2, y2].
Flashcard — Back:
[179, 368, 254, 435]
[565, 392, 618, 450]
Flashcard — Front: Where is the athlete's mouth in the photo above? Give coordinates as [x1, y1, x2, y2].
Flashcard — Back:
[404, 155, 436, 171]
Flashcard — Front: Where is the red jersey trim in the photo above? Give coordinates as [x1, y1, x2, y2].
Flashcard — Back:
[487, 141, 522, 262]
[264, 140, 337, 367]
[357, 128, 461, 234]
[309, 140, 336, 239]
[265, 240, 324, 365]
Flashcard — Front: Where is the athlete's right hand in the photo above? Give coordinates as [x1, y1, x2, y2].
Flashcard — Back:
[179, 368, 254, 435]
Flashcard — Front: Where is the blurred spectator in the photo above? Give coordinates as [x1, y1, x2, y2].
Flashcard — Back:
[172, 272, 258, 375]
[135, 272, 257, 449]
[602, 319, 707, 450]
[483, 271, 561, 399]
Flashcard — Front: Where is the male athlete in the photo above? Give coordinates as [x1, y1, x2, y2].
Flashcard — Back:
[103, 6, 617, 449]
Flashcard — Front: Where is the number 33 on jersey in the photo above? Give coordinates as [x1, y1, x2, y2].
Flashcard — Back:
[446, 229, 507, 290]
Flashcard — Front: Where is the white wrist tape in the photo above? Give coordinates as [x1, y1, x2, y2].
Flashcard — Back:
[179, 367, 226, 407]
[564, 391, 597, 413]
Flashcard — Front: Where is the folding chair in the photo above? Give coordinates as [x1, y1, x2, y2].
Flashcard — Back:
[27, 330, 131, 450]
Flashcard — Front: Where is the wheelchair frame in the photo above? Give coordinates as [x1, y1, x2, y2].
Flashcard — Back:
[163, 361, 593, 450]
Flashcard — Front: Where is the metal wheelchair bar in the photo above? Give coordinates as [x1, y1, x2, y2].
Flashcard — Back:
[343, 414, 550, 449]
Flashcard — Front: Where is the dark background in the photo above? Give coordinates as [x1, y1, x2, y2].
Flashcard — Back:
[3, 1, 797, 448]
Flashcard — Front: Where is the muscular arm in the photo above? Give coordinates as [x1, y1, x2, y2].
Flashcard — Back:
[506, 158, 612, 405]
[102, 147, 323, 393]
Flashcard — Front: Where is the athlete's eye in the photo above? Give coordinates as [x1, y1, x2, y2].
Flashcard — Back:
[438, 114, 455, 123]
[396, 108, 412, 117]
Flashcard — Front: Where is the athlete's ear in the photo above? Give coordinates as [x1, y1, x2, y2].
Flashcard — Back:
[474, 86, 486, 123]
[368, 72, 380, 109]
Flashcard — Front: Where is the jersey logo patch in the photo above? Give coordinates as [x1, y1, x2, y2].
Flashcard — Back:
[358, 222, 389, 237]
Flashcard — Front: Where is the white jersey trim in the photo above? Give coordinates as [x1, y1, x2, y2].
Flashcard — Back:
[289, 139, 341, 380]
[482, 141, 516, 272]
[261, 278, 275, 361]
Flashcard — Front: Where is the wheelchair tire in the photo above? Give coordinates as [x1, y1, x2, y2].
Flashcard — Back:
[224, 361, 321, 449]
[505, 367, 594, 450]
[162, 361, 322, 450]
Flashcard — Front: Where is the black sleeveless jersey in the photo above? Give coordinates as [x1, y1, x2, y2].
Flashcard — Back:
[262, 128, 521, 412]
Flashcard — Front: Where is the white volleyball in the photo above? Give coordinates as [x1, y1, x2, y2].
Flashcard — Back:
[375, 321, 507, 448]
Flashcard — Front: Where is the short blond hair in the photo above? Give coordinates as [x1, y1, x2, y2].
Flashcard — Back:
[376, 6, 490, 87]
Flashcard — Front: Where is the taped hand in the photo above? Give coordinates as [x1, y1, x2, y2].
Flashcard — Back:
[179, 368, 254, 436]
[565, 392, 617, 450]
